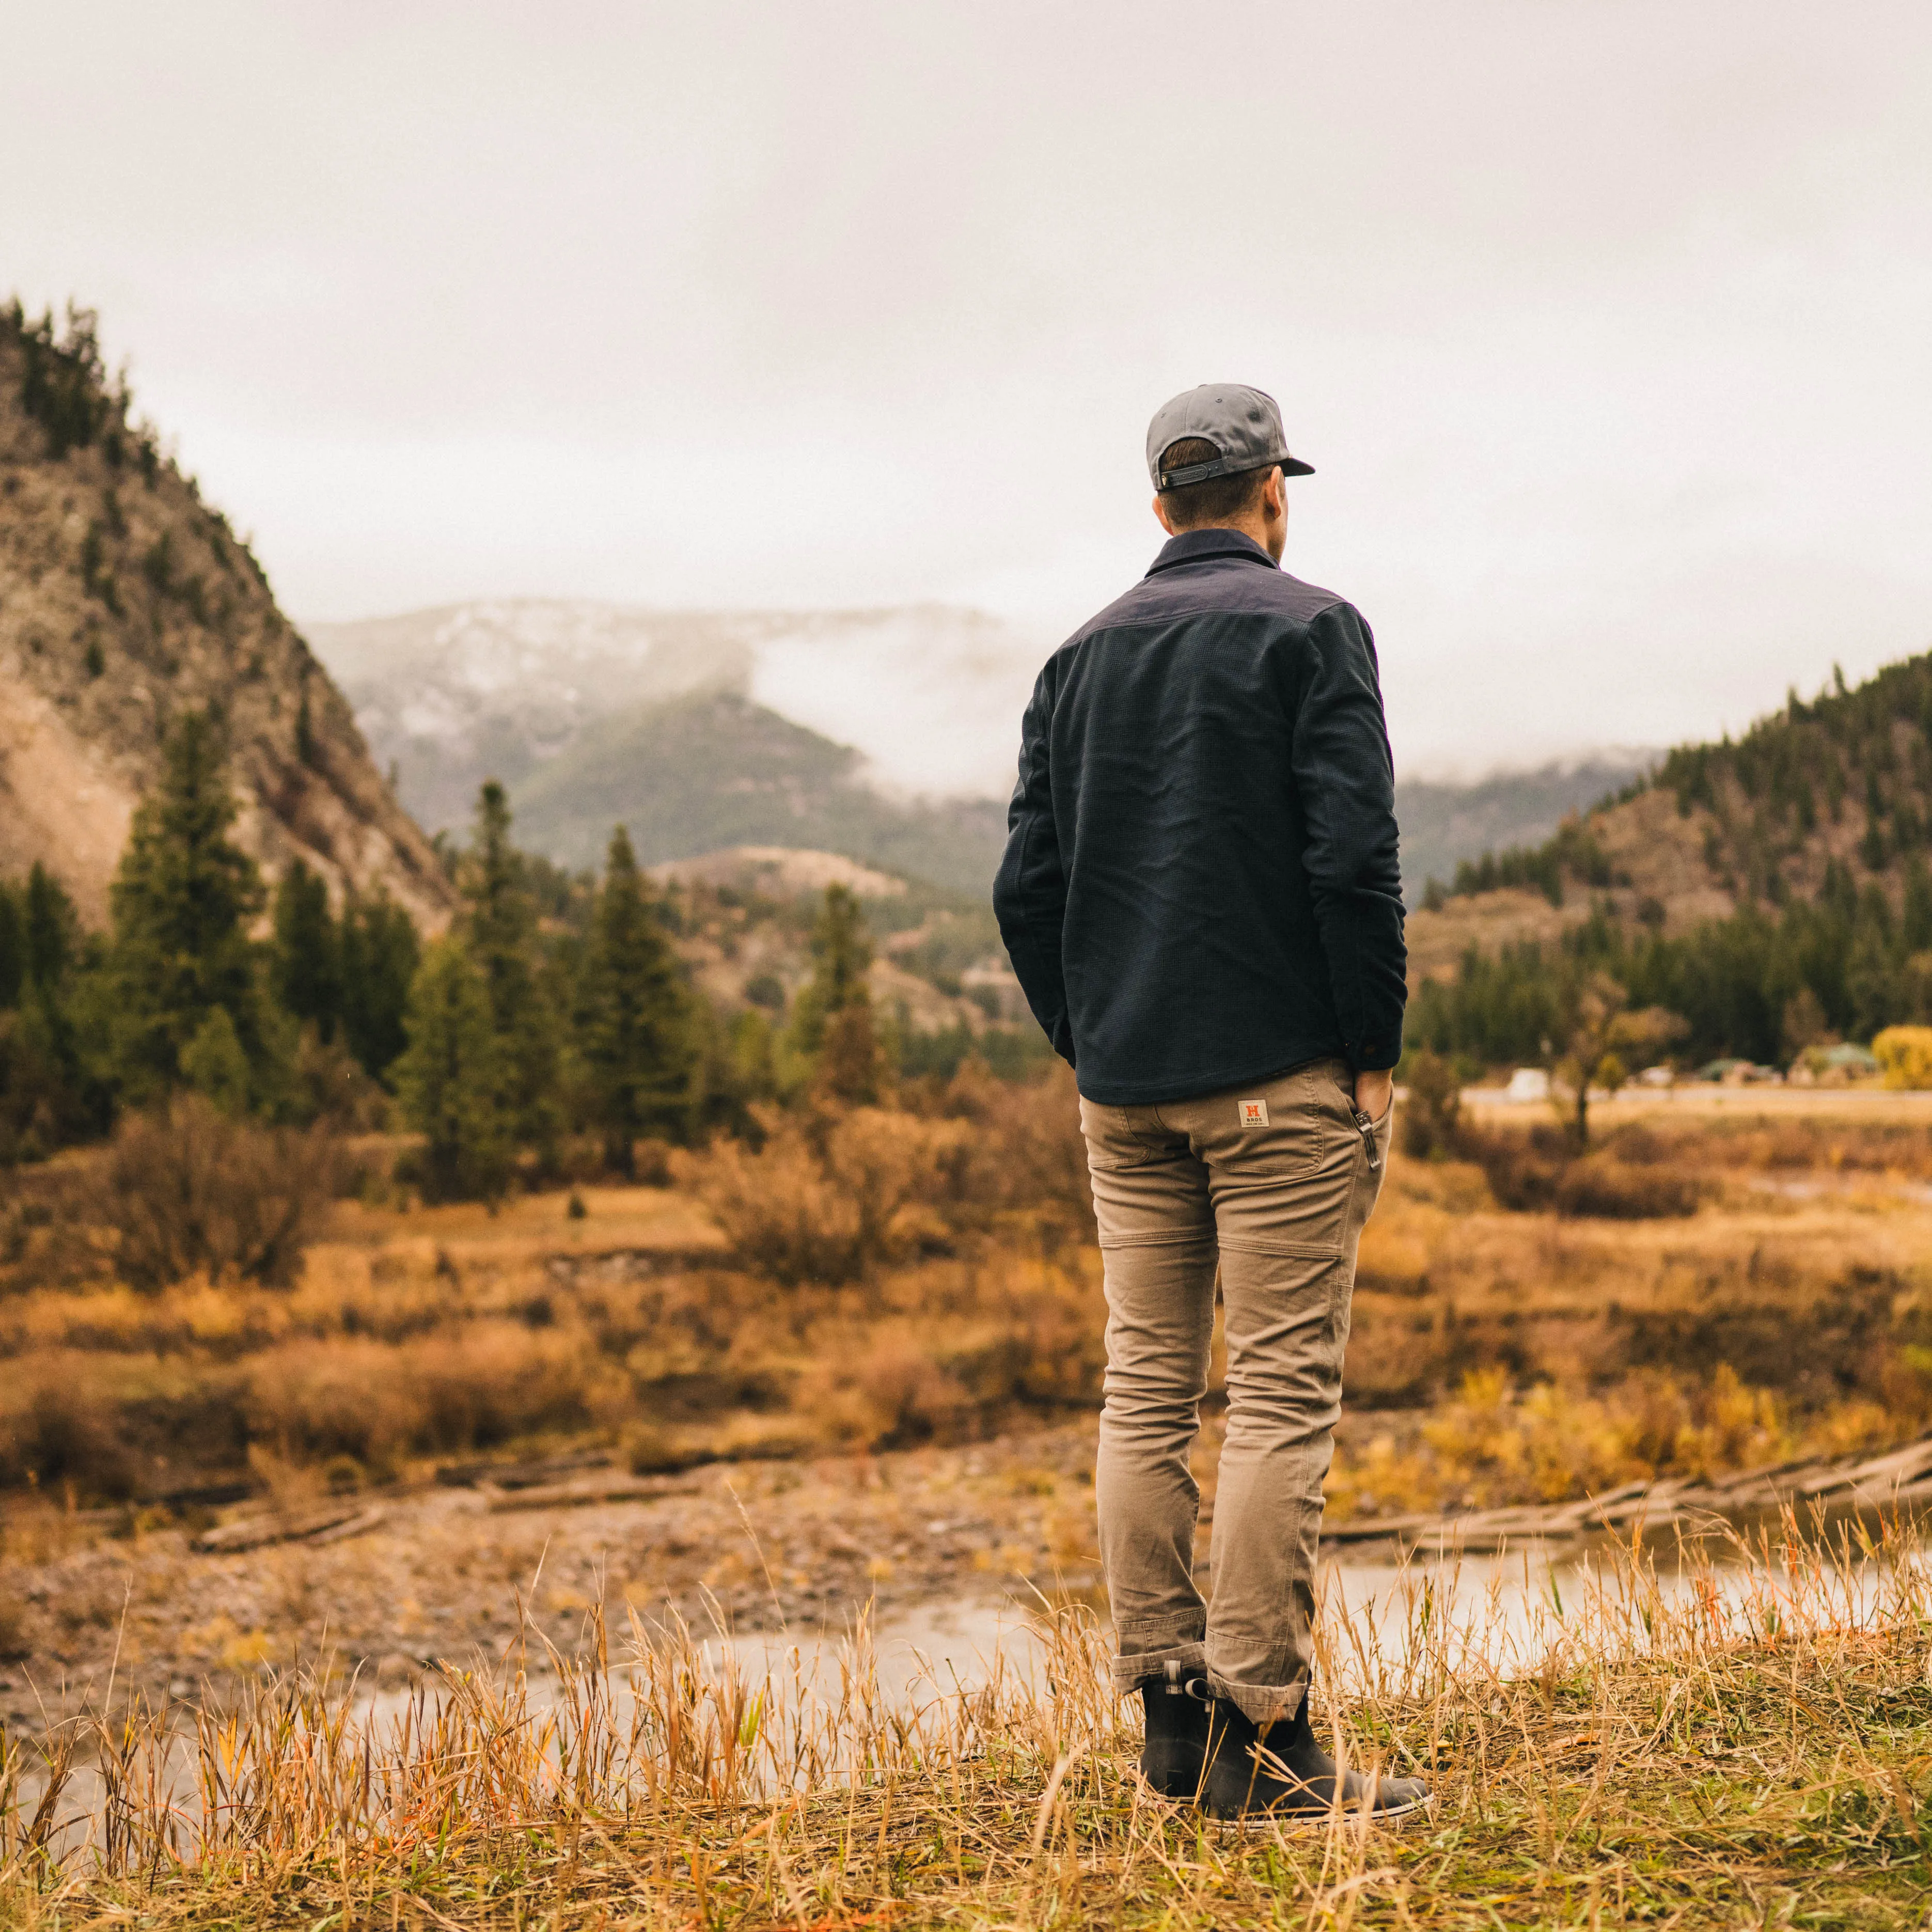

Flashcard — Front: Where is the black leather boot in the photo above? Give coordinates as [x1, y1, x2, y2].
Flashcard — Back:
[1203, 1690, 1431, 1824]
[1137, 1661, 1213, 1800]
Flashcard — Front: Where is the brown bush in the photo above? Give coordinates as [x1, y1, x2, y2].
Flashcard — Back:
[242, 1326, 603, 1470]
[0, 1352, 138, 1499]
[801, 1327, 975, 1449]
[98, 1096, 343, 1291]
[1468, 1125, 1700, 1219]
[1552, 1158, 1701, 1220]
[915, 1060, 1095, 1238]
[674, 1106, 970, 1285]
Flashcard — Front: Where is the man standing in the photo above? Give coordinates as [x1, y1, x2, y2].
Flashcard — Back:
[993, 384, 1424, 1824]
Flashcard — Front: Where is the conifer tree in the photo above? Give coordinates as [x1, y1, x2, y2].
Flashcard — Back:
[460, 781, 562, 1160]
[337, 890, 421, 1082]
[0, 887, 22, 1011]
[270, 858, 339, 1038]
[789, 883, 883, 1104]
[104, 711, 281, 1106]
[582, 825, 694, 1174]
[23, 863, 76, 997]
[394, 936, 509, 1200]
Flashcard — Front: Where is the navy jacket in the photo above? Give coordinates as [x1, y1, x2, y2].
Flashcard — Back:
[993, 528, 1405, 1106]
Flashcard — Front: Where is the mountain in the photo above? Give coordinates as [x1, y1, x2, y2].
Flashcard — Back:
[305, 597, 1045, 842]
[1404, 650, 1932, 987]
[0, 304, 453, 929]
[1394, 756, 1654, 906]
[513, 687, 1008, 897]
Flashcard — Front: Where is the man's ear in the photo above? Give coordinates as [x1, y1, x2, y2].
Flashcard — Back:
[1264, 467, 1286, 518]
[1153, 493, 1179, 535]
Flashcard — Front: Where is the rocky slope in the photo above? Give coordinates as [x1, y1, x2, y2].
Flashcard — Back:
[0, 305, 453, 929]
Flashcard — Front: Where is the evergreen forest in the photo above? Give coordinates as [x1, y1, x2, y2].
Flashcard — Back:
[0, 710, 1044, 1186]
[1411, 652, 1932, 1073]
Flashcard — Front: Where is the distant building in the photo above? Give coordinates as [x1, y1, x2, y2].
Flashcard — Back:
[1505, 1067, 1551, 1103]
[1698, 1058, 1782, 1085]
[1788, 1041, 1881, 1087]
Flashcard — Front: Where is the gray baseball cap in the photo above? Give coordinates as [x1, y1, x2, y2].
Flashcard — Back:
[1146, 383, 1314, 491]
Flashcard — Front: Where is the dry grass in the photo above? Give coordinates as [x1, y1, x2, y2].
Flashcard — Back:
[2, 1515, 1928, 1929]
[7, 1086, 1932, 1521]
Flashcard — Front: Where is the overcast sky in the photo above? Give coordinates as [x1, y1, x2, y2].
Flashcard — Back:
[7, 2, 1931, 778]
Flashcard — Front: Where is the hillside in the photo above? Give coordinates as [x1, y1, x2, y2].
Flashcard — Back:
[1407, 652, 1932, 985]
[0, 305, 453, 929]
[1395, 756, 1653, 906]
[512, 687, 1008, 897]
[1400, 650, 1932, 1066]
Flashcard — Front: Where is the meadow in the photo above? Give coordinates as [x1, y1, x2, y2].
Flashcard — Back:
[4, 1079, 1932, 1924]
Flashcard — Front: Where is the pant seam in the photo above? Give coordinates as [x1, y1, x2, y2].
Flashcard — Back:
[1213, 1238, 1343, 1260]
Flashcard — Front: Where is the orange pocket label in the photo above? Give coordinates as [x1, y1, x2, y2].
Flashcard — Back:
[1237, 1098, 1270, 1127]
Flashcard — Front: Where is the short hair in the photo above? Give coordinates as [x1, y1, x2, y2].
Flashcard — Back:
[1155, 436, 1274, 528]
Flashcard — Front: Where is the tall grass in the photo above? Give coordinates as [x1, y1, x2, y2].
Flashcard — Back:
[4, 1512, 1929, 1927]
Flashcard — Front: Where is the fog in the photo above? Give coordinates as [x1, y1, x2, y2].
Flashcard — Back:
[6, 2, 1931, 777]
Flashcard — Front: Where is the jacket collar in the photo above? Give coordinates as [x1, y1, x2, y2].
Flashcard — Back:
[1145, 527, 1280, 577]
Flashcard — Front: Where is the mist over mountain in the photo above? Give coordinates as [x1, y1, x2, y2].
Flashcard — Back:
[305, 599, 1045, 841]
[310, 595, 1671, 907]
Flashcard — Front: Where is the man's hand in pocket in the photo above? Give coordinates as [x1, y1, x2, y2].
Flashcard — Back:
[1353, 1067, 1393, 1123]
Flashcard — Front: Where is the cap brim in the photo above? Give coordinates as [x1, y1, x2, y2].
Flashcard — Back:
[1280, 455, 1315, 477]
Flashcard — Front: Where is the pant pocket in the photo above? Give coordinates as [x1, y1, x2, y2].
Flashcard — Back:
[1079, 1097, 1166, 1170]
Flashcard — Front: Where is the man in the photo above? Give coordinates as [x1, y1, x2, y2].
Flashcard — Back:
[993, 383, 1424, 1824]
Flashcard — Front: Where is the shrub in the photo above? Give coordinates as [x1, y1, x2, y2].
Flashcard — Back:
[801, 1327, 974, 1448]
[0, 1353, 138, 1499]
[1469, 1124, 1700, 1218]
[1873, 1025, 1932, 1090]
[675, 1106, 969, 1285]
[1552, 1157, 1701, 1220]
[97, 1096, 343, 1291]
[917, 1060, 1095, 1238]
[242, 1327, 602, 1468]
[1398, 1049, 1462, 1159]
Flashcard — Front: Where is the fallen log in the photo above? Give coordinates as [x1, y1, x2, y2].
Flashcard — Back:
[193, 1504, 387, 1554]
[482, 1471, 704, 1513]
[435, 1452, 613, 1490]
[1320, 1428, 1932, 1554]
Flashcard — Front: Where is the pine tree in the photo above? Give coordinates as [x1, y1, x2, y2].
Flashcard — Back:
[23, 863, 76, 996]
[270, 858, 339, 1037]
[789, 884, 883, 1104]
[460, 782, 562, 1159]
[104, 711, 281, 1106]
[337, 889, 421, 1082]
[0, 885, 21, 1010]
[394, 936, 509, 1201]
[582, 825, 694, 1174]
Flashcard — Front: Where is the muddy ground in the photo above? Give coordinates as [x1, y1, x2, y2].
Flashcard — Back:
[1, 1422, 1113, 1733]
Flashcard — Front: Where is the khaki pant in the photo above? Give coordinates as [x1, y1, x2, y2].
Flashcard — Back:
[1080, 1057, 1392, 1724]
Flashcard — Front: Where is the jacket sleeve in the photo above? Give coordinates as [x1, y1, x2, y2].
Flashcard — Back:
[992, 660, 1076, 1066]
[1290, 603, 1407, 1071]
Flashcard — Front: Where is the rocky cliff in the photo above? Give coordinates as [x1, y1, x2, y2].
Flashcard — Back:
[0, 304, 453, 929]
